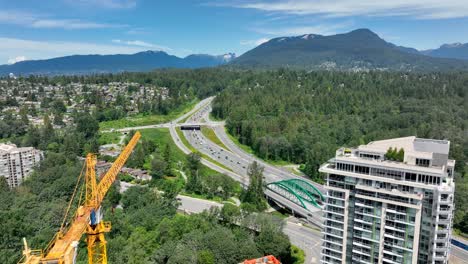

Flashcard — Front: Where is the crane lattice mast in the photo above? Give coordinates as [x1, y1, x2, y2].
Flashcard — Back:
[19, 131, 141, 264]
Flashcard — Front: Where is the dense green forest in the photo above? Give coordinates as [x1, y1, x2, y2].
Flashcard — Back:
[2, 68, 468, 262]
[211, 70, 468, 233]
[0, 155, 294, 264]
[0, 88, 292, 263]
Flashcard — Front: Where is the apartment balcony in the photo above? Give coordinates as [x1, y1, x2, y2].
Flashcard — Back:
[321, 249, 342, 262]
[325, 201, 345, 209]
[355, 202, 375, 209]
[385, 224, 406, 233]
[328, 194, 345, 201]
[352, 248, 372, 258]
[355, 217, 374, 226]
[322, 241, 342, 252]
[354, 232, 380, 243]
[435, 236, 448, 244]
[322, 228, 343, 239]
[382, 255, 402, 264]
[436, 227, 449, 234]
[323, 221, 344, 231]
[434, 241, 449, 250]
[321, 255, 342, 264]
[438, 209, 452, 215]
[355, 209, 381, 219]
[382, 249, 404, 259]
[384, 233, 405, 241]
[353, 225, 374, 234]
[353, 240, 372, 249]
[325, 217, 345, 226]
[433, 252, 447, 261]
[437, 218, 451, 225]
[322, 235, 343, 246]
[386, 208, 407, 216]
[351, 254, 372, 264]
[323, 208, 345, 216]
[438, 198, 452, 205]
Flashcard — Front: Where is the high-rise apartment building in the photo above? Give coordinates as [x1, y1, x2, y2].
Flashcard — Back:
[0, 143, 43, 188]
[319, 137, 455, 264]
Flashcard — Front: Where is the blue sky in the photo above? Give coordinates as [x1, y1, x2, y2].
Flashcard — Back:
[1, 0, 468, 64]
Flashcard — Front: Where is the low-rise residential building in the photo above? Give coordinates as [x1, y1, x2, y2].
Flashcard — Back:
[319, 136, 455, 264]
[0, 143, 43, 188]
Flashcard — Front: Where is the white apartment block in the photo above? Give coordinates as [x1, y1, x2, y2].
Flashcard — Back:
[319, 136, 455, 264]
[0, 143, 43, 188]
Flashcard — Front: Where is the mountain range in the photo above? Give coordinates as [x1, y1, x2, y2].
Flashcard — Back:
[1, 28, 468, 75]
[0, 51, 236, 76]
[421, 43, 468, 60]
[231, 29, 468, 71]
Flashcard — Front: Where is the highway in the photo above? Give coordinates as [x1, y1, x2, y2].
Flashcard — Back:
[180, 101, 326, 192]
[106, 96, 468, 264]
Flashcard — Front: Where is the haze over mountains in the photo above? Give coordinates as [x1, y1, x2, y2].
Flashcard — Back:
[1, 28, 468, 76]
[0, 51, 236, 76]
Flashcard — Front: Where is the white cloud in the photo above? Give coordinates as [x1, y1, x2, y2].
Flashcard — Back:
[225, 0, 468, 19]
[0, 10, 125, 30]
[0, 37, 150, 64]
[7, 56, 27, 64]
[240, 38, 270, 46]
[111, 39, 172, 51]
[31, 19, 125, 29]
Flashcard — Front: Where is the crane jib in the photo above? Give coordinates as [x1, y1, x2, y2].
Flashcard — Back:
[18, 131, 141, 264]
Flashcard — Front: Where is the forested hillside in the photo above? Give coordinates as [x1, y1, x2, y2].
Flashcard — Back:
[0, 69, 301, 263]
[211, 70, 468, 233]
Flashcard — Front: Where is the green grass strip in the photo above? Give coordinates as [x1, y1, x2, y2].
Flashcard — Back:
[201, 126, 229, 150]
[176, 127, 232, 172]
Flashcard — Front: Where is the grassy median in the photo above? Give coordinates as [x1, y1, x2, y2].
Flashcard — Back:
[201, 126, 229, 150]
[176, 127, 233, 172]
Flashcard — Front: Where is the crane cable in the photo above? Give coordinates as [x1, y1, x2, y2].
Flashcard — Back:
[59, 161, 86, 234]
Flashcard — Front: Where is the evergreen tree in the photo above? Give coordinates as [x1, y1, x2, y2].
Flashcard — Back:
[242, 161, 267, 211]
[163, 142, 173, 176]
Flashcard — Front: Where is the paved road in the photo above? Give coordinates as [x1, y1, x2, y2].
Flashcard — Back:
[284, 219, 322, 264]
[101, 97, 214, 133]
[177, 195, 223, 214]
[450, 245, 468, 264]
[181, 103, 325, 191]
[107, 96, 468, 264]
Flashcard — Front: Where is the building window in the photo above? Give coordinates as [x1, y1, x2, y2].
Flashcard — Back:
[337, 162, 354, 172]
[416, 158, 430, 167]
[355, 165, 370, 175]
[405, 173, 417, 182]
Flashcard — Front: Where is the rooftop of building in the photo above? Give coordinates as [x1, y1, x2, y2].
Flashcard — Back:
[0, 143, 37, 153]
[360, 136, 450, 157]
[334, 136, 455, 175]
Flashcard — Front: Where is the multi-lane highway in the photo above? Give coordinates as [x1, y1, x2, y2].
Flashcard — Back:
[104, 96, 468, 264]
[180, 100, 325, 192]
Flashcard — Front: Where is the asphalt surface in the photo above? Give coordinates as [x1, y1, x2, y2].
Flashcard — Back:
[108, 96, 468, 264]
[450, 245, 468, 264]
[182, 103, 326, 193]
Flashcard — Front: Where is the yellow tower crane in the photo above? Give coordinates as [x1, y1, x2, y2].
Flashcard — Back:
[19, 131, 141, 264]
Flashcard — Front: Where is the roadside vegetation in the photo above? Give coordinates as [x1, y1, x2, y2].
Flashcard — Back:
[211, 70, 468, 233]
[201, 126, 229, 150]
[99, 99, 199, 130]
[175, 127, 233, 172]
[98, 131, 123, 145]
